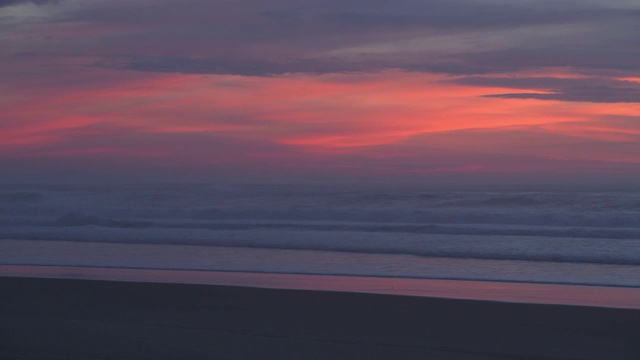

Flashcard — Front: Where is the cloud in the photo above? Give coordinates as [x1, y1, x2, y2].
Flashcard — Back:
[6, 0, 640, 77]
[0, 0, 61, 7]
[435, 48, 640, 75]
[102, 56, 368, 76]
[485, 86, 640, 103]
[96, 35, 640, 78]
[260, 1, 637, 31]
[3, 0, 640, 184]
[104, 47, 640, 79]
[454, 76, 620, 89]
[454, 76, 640, 103]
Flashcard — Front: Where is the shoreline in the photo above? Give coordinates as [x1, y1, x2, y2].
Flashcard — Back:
[3, 264, 640, 309]
[2, 276, 639, 359]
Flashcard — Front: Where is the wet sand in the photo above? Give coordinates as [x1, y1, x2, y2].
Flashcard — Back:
[3, 265, 640, 309]
[2, 276, 639, 359]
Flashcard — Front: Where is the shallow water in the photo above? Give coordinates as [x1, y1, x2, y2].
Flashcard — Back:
[2, 239, 640, 287]
[3, 265, 640, 309]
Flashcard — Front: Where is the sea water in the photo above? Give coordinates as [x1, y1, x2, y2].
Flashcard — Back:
[1, 183, 639, 287]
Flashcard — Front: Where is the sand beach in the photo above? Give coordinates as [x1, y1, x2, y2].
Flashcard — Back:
[2, 274, 639, 359]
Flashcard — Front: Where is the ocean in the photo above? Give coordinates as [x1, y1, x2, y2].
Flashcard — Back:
[1, 183, 639, 288]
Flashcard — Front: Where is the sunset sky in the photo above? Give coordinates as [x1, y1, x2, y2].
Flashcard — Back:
[2, 0, 640, 184]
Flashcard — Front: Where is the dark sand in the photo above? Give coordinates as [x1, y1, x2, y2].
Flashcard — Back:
[2, 277, 639, 359]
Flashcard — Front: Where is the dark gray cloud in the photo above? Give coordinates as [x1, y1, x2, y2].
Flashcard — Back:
[0, 0, 61, 7]
[104, 55, 483, 77]
[388, 45, 640, 77]
[432, 48, 640, 75]
[102, 56, 369, 76]
[454, 76, 640, 103]
[485, 86, 640, 103]
[6, 0, 640, 84]
[260, 1, 637, 31]
[89, 3, 639, 77]
[454, 76, 625, 89]
[105, 46, 640, 79]
[11, 0, 636, 74]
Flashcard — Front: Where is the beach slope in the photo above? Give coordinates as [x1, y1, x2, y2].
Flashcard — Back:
[2, 277, 639, 359]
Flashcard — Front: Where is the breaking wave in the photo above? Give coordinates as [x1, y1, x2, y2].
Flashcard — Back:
[1, 184, 639, 269]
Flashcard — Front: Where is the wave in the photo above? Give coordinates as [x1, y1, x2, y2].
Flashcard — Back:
[0, 192, 46, 203]
[53, 211, 153, 228]
[4, 209, 639, 240]
[2, 223, 639, 266]
[2, 185, 639, 269]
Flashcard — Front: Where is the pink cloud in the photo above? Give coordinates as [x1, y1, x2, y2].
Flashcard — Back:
[2, 64, 640, 182]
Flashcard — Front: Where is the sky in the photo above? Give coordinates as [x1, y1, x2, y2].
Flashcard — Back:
[1, 0, 640, 185]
